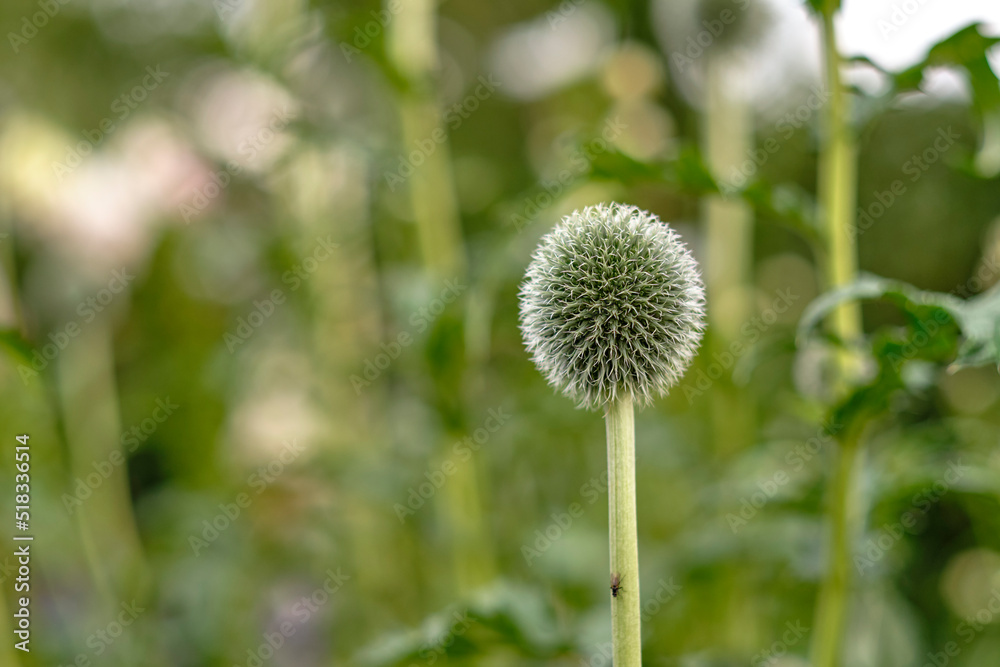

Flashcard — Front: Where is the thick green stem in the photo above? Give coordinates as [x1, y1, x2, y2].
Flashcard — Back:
[605, 396, 641, 666]
[810, 4, 864, 666]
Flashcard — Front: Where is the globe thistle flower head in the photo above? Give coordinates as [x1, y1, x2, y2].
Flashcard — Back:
[519, 203, 706, 410]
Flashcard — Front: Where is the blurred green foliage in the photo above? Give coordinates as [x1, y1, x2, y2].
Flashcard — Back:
[0, 0, 999, 666]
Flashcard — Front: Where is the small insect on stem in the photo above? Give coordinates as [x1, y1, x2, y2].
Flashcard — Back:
[610, 572, 624, 598]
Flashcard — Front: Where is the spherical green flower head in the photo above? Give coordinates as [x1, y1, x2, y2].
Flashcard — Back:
[519, 203, 706, 410]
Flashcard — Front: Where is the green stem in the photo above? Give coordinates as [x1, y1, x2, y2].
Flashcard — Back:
[57, 318, 148, 603]
[817, 2, 861, 361]
[810, 3, 864, 666]
[704, 54, 753, 344]
[605, 396, 641, 667]
[810, 431, 861, 667]
[704, 52, 755, 466]
[387, 0, 465, 281]
[386, 0, 492, 595]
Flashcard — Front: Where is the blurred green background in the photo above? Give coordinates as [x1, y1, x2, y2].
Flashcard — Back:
[1, 0, 1000, 665]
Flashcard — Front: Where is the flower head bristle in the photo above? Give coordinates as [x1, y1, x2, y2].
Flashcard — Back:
[518, 203, 706, 410]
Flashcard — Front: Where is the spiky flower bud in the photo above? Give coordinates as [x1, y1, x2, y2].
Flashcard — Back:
[519, 203, 706, 410]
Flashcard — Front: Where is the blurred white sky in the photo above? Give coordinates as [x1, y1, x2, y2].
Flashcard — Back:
[838, 0, 1000, 70]
[495, 0, 1000, 106]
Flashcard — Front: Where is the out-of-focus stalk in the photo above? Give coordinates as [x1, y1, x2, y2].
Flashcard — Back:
[274, 144, 394, 632]
[387, 0, 465, 280]
[810, 3, 864, 666]
[703, 54, 755, 460]
[56, 317, 149, 603]
[817, 8, 861, 370]
[386, 0, 494, 593]
[702, 49, 760, 657]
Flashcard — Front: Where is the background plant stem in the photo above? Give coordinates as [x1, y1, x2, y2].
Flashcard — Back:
[810, 3, 864, 666]
[818, 11, 861, 363]
[811, 429, 861, 667]
[386, 0, 494, 595]
[703, 51, 760, 656]
[704, 53, 755, 461]
[606, 395, 641, 667]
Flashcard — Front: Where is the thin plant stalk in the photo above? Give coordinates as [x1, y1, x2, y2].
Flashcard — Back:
[57, 317, 148, 603]
[275, 147, 396, 630]
[386, 0, 494, 593]
[704, 53, 755, 461]
[703, 48, 759, 657]
[704, 55, 753, 346]
[387, 0, 465, 280]
[810, 2, 864, 666]
[811, 429, 862, 667]
[606, 395, 641, 666]
[817, 11, 861, 363]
